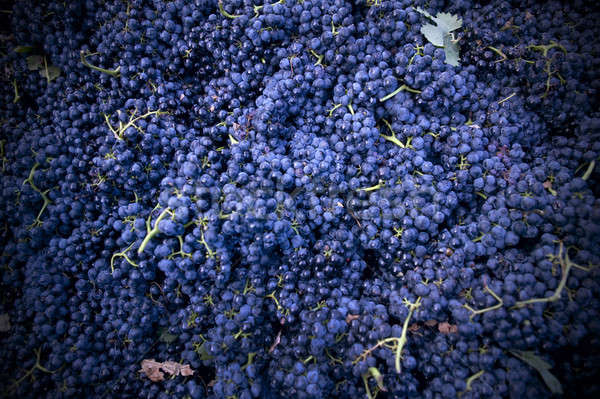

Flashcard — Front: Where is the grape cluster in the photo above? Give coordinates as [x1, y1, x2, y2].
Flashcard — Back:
[1, 0, 599, 398]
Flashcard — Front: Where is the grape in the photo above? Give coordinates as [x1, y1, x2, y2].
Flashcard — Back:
[0, 0, 599, 398]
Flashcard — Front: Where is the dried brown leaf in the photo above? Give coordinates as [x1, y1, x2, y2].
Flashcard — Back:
[140, 359, 165, 382]
[269, 330, 282, 353]
[161, 361, 181, 375]
[140, 359, 194, 382]
[501, 17, 514, 31]
[346, 314, 359, 324]
[180, 364, 194, 377]
[438, 322, 458, 334]
[424, 319, 438, 327]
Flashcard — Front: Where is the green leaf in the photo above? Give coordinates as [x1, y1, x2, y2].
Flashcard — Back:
[414, 7, 434, 20]
[415, 8, 462, 66]
[434, 12, 462, 32]
[420, 24, 444, 47]
[158, 328, 177, 344]
[539, 369, 564, 395]
[197, 343, 213, 361]
[26, 55, 43, 71]
[510, 350, 563, 394]
[42, 65, 61, 82]
[510, 350, 552, 370]
[443, 34, 460, 66]
[14, 45, 36, 53]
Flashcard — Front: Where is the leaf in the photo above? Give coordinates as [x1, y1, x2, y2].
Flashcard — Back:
[158, 328, 177, 344]
[510, 350, 552, 370]
[420, 24, 444, 46]
[510, 350, 563, 394]
[434, 12, 462, 32]
[180, 364, 194, 377]
[415, 8, 462, 66]
[424, 319, 438, 327]
[539, 369, 564, 395]
[443, 34, 460, 67]
[45, 65, 61, 82]
[269, 329, 282, 353]
[438, 322, 458, 334]
[26, 55, 43, 71]
[0, 313, 10, 332]
[139, 359, 194, 382]
[414, 7, 434, 20]
[14, 46, 36, 54]
[139, 359, 165, 382]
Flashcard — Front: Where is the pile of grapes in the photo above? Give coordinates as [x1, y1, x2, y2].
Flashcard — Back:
[1, 0, 599, 398]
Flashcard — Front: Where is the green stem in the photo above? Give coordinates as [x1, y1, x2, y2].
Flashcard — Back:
[582, 160, 595, 181]
[327, 103, 341, 116]
[80, 51, 121, 77]
[309, 49, 324, 66]
[464, 284, 503, 320]
[498, 92, 516, 104]
[218, 1, 240, 18]
[380, 133, 405, 148]
[23, 163, 52, 227]
[354, 298, 421, 373]
[464, 370, 484, 392]
[357, 180, 385, 192]
[12, 79, 20, 103]
[111, 241, 138, 273]
[487, 46, 507, 62]
[380, 84, 421, 102]
[515, 242, 594, 308]
[137, 207, 171, 254]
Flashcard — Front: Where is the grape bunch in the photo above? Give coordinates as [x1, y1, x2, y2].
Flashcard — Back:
[0, 0, 599, 398]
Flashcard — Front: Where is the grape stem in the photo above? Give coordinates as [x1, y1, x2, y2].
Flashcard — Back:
[103, 108, 166, 141]
[354, 297, 421, 373]
[379, 84, 422, 102]
[380, 119, 413, 149]
[110, 241, 138, 273]
[10, 348, 59, 390]
[137, 207, 172, 254]
[23, 163, 51, 228]
[218, 1, 240, 19]
[487, 46, 507, 62]
[464, 282, 503, 320]
[362, 366, 386, 399]
[12, 79, 20, 103]
[459, 370, 484, 396]
[357, 180, 386, 192]
[514, 242, 595, 308]
[80, 51, 121, 77]
[582, 160, 595, 181]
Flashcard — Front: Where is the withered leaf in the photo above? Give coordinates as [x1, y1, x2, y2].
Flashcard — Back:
[438, 322, 458, 334]
[140, 359, 165, 382]
[424, 319, 438, 327]
[180, 365, 194, 376]
[269, 330, 282, 353]
[161, 361, 182, 375]
[140, 359, 194, 382]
